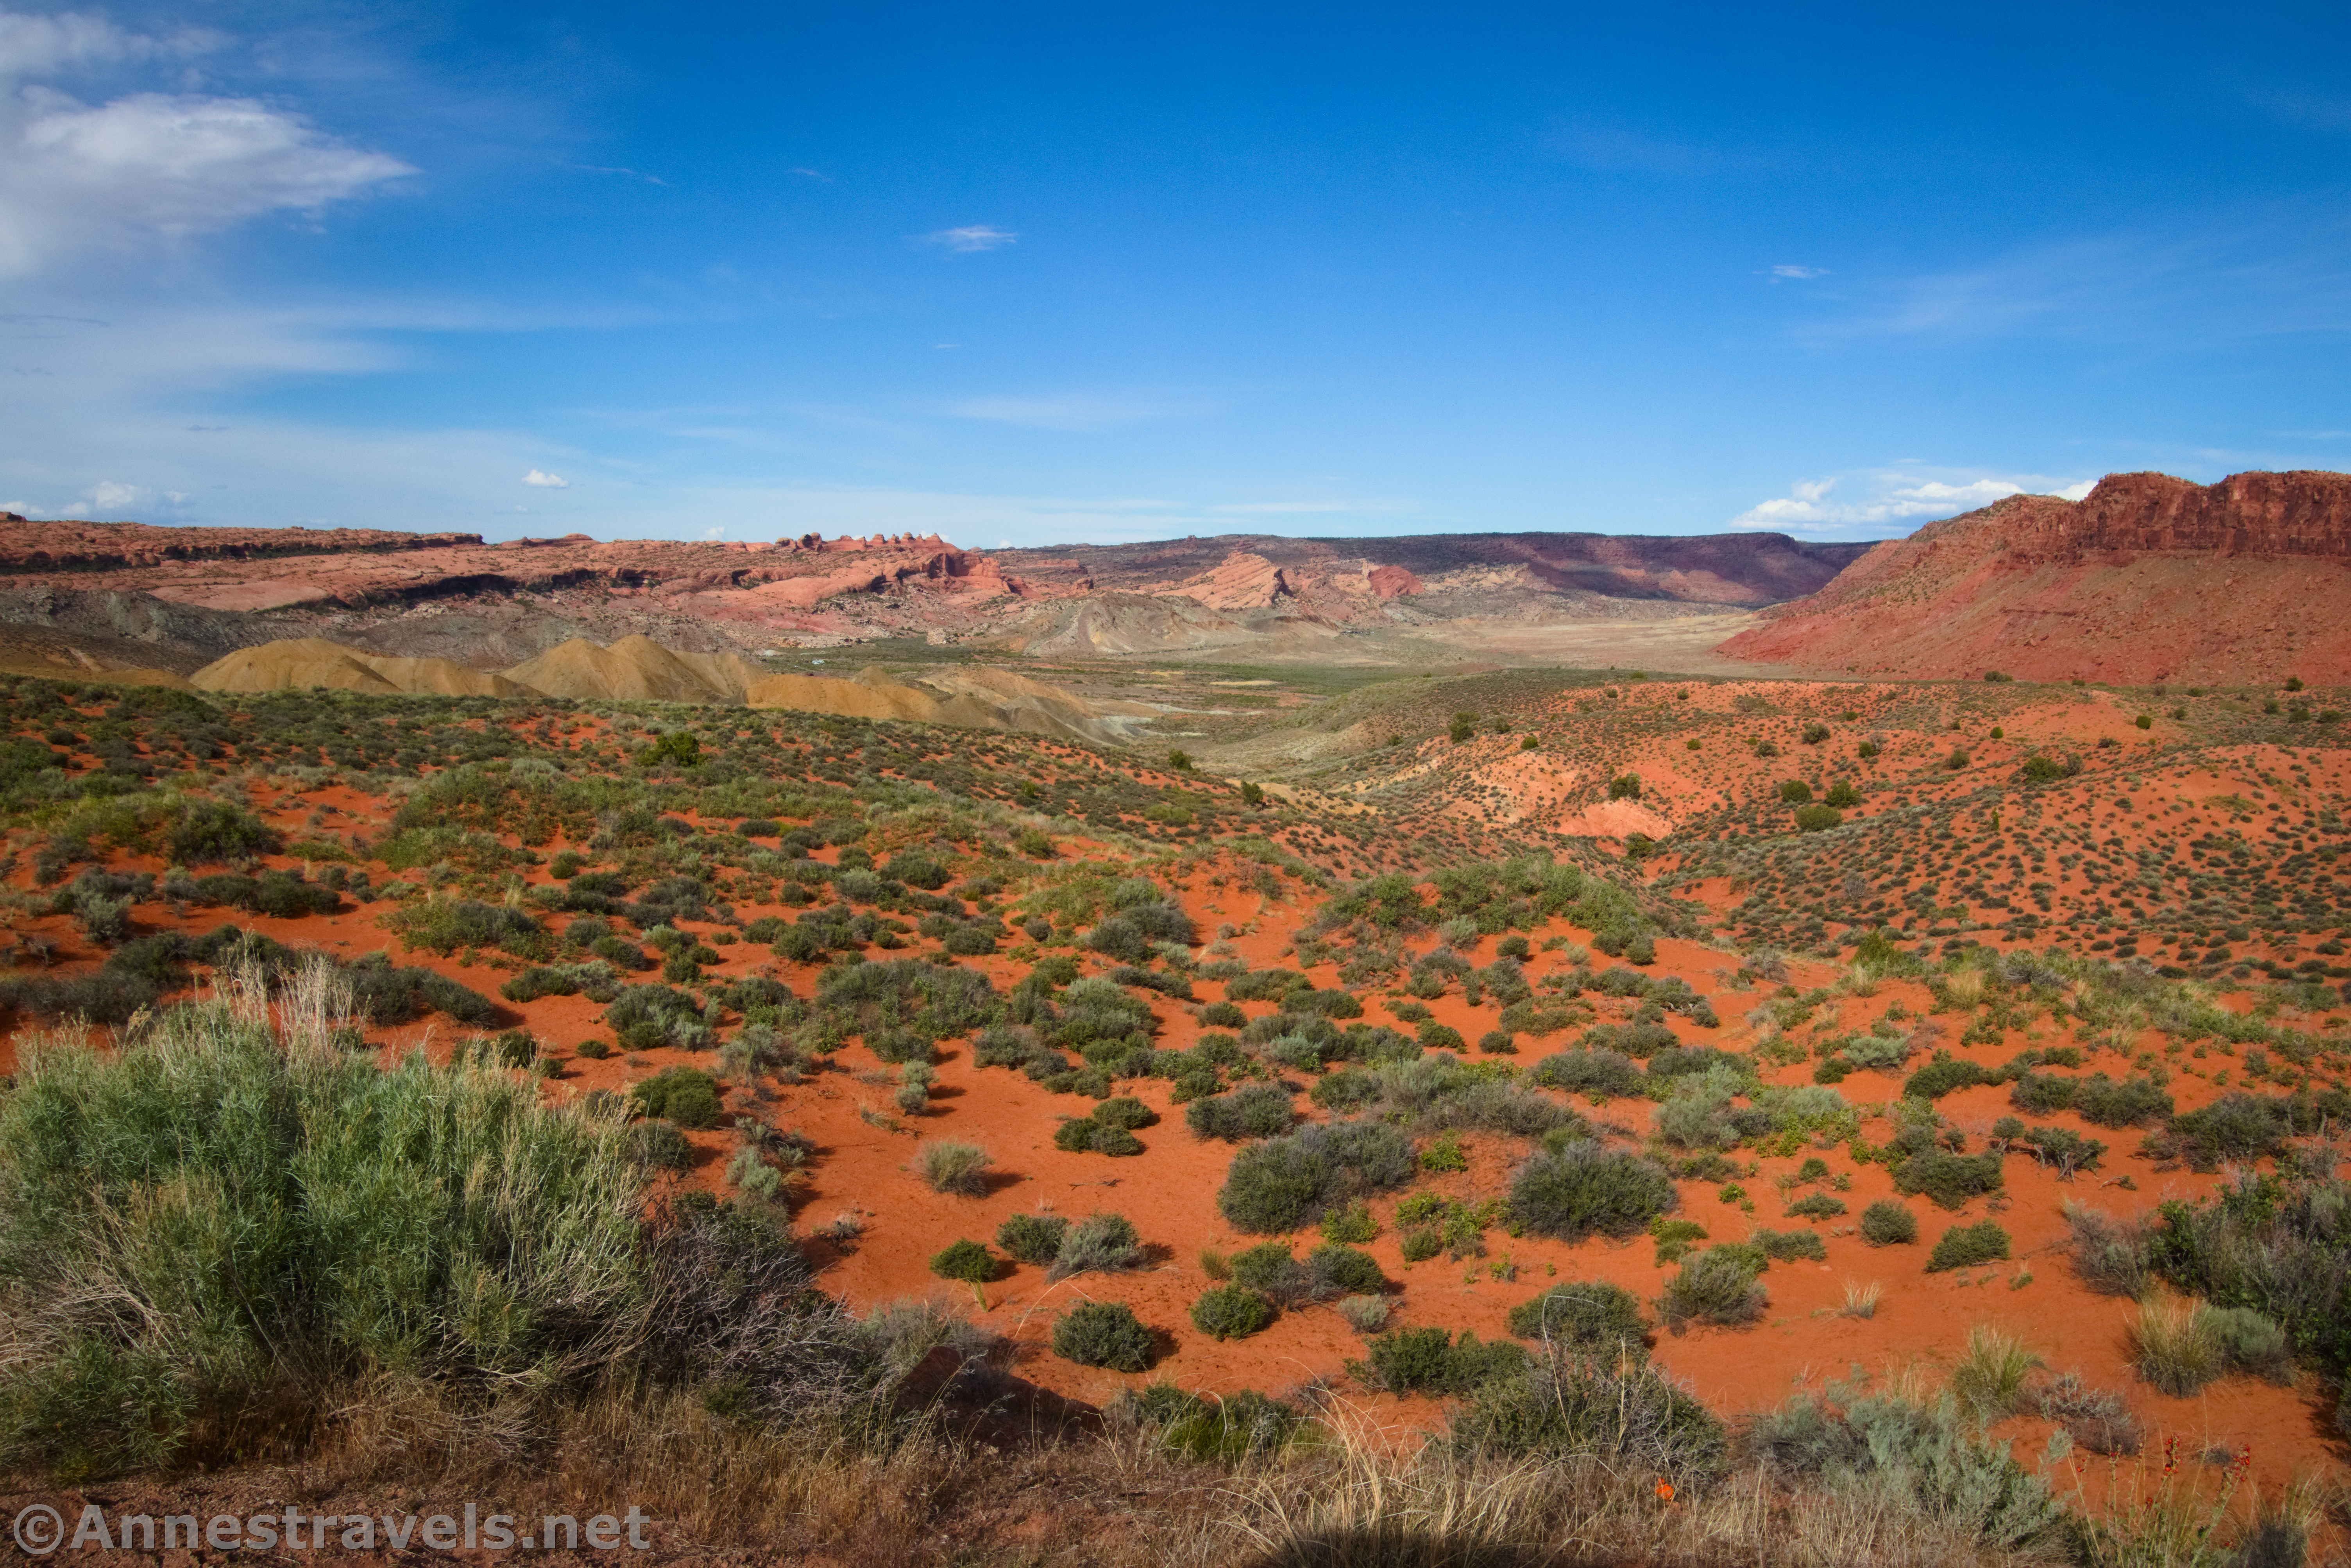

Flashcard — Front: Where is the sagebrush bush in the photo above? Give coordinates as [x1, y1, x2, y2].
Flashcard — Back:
[1925, 1221, 2011, 1273]
[917, 1140, 992, 1196]
[2062, 1203, 2149, 1296]
[1052, 1302, 1154, 1371]
[1190, 1283, 1276, 1341]
[1449, 1347, 1727, 1483]
[1046, 1212, 1143, 1281]
[1217, 1120, 1415, 1233]
[0, 966, 927, 1480]
[1859, 1199, 1919, 1246]
[1659, 1248, 1767, 1332]
[1358, 1328, 1524, 1395]
[1508, 1143, 1676, 1241]
[1505, 1280, 1648, 1352]
[1185, 1083, 1295, 1142]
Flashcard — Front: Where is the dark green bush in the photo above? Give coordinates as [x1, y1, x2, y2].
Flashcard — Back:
[1860, 1199, 1919, 1246]
[1185, 1084, 1297, 1142]
[1903, 1054, 1999, 1101]
[1926, 1221, 2011, 1272]
[1893, 1148, 2004, 1210]
[1190, 1283, 1276, 1340]
[630, 1067, 724, 1129]
[1358, 1328, 1524, 1394]
[1785, 1192, 1847, 1221]
[1508, 1144, 1676, 1241]
[995, 1212, 1068, 1264]
[929, 1239, 998, 1283]
[2009, 1071, 2076, 1114]
[2150, 1094, 2292, 1169]
[1307, 1243, 1386, 1297]
[1532, 1049, 1644, 1098]
[2070, 1074, 2174, 1128]
[1217, 1121, 1415, 1233]
[165, 800, 281, 865]
[1052, 1302, 1154, 1370]
[1506, 1280, 1648, 1351]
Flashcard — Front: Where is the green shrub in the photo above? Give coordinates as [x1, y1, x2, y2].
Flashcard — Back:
[929, 1239, 998, 1283]
[1319, 1201, 1378, 1244]
[2063, 1205, 2149, 1296]
[1052, 1302, 1154, 1370]
[1217, 1121, 1415, 1233]
[1046, 1212, 1144, 1281]
[2070, 1074, 2173, 1128]
[1860, 1199, 1919, 1246]
[1308, 1243, 1387, 1297]
[1190, 1283, 1276, 1340]
[165, 800, 281, 865]
[1902, 1054, 1999, 1101]
[1894, 1148, 2004, 1210]
[2151, 1093, 2292, 1169]
[1508, 1144, 1676, 1241]
[1926, 1221, 2011, 1273]
[1532, 1048, 1644, 1098]
[1659, 1248, 1768, 1331]
[630, 1067, 723, 1129]
[1785, 1192, 1847, 1221]
[1358, 1328, 1524, 1395]
[1449, 1348, 1727, 1483]
[1793, 804, 1843, 833]
[0, 982, 713, 1478]
[1753, 1226, 1827, 1263]
[1185, 1084, 1295, 1142]
[996, 1213, 1068, 1264]
[1506, 1280, 1648, 1352]
[1748, 1389, 2060, 1549]
[1121, 1383, 1299, 1462]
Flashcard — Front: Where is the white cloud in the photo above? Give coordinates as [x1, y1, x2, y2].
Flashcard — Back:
[1730, 468, 2096, 536]
[85, 478, 140, 510]
[0, 13, 412, 281]
[0, 10, 211, 79]
[522, 468, 569, 488]
[947, 392, 1206, 432]
[923, 224, 1016, 253]
[1769, 263, 1827, 279]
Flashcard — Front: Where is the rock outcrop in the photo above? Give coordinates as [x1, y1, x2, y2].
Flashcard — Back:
[1718, 469, 2351, 683]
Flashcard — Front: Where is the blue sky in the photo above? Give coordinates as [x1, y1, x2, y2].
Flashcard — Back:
[2, 1, 2347, 545]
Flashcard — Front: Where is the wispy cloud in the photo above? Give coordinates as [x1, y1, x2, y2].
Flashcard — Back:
[947, 392, 1208, 432]
[1799, 210, 2351, 347]
[1544, 121, 1765, 177]
[1768, 263, 1827, 280]
[923, 223, 1016, 252]
[563, 161, 665, 185]
[522, 468, 568, 488]
[1730, 467, 2095, 536]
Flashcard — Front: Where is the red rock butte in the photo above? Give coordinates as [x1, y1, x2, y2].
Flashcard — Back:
[1717, 469, 2351, 684]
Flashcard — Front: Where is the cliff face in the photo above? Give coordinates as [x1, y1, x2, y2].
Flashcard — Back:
[1717, 469, 2351, 684]
[997, 530, 1870, 610]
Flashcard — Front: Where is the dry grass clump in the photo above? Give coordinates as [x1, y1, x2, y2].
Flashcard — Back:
[917, 1139, 993, 1196]
[1948, 1326, 2038, 1424]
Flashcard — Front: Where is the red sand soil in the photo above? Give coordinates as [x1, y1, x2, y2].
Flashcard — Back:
[4, 705, 2345, 1514]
